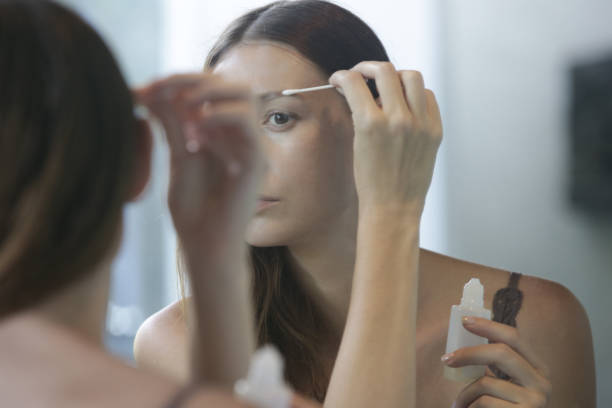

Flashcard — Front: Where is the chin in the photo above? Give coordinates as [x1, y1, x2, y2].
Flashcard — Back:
[245, 218, 298, 248]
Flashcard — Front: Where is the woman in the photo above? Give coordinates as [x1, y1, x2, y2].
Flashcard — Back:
[0, 1, 317, 407]
[135, 1, 596, 407]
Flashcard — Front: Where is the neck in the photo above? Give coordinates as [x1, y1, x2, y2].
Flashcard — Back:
[30, 260, 112, 345]
[288, 214, 358, 330]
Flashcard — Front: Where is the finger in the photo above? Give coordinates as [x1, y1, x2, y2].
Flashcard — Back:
[351, 61, 409, 116]
[399, 70, 427, 118]
[154, 97, 255, 158]
[135, 79, 211, 157]
[329, 69, 380, 120]
[183, 123, 244, 177]
[462, 317, 548, 373]
[425, 89, 443, 132]
[188, 102, 257, 139]
[201, 128, 244, 176]
[188, 104, 260, 173]
[464, 395, 517, 408]
[454, 375, 524, 408]
[137, 74, 216, 104]
[147, 73, 213, 93]
[443, 343, 546, 391]
[144, 99, 189, 157]
[181, 83, 252, 108]
[183, 121, 207, 154]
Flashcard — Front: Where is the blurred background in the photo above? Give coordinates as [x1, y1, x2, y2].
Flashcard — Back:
[56, 0, 612, 405]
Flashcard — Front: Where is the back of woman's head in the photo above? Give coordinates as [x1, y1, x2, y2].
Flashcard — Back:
[0, 0, 139, 318]
[202, 1, 390, 400]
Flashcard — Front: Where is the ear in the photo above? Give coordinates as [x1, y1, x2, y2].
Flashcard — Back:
[126, 118, 153, 202]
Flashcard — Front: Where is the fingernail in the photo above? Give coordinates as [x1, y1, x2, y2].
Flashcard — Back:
[450, 401, 457, 408]
[462, 316, 476, 325]
[185, 139, 200, 153]
[184, 123, 201, 153]
[441, 352, 454, 363]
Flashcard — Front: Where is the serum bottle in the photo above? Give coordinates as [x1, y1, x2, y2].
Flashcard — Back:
[444, 278, 492, 382]
[234, 345, 292, 408]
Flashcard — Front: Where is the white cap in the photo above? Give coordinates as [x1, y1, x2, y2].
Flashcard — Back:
[234, 345, 292, 408]
[460, 278, 485, 308]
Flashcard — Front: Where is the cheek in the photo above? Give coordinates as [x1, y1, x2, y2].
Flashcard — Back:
[278, 113, 354, 207]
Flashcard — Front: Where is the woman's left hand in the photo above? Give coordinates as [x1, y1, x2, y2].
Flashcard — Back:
[442, 317, 552, 407]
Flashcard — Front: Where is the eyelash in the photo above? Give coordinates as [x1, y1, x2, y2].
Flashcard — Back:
[262, 111, 298, 131]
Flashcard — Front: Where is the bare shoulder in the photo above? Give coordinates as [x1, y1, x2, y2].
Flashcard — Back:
[0, 314, 247, 408]
[134, 300, 190, 383]
[518, 274, 591, 330]
[507, 274, 594, 365]
[425, 250, 594, 358]
[516, 276, 595, 406]
[422, 250, 596, 406]
[515, 275, 594, 354]
[419, 249, 521, 307]
[421, 249, 593, 328]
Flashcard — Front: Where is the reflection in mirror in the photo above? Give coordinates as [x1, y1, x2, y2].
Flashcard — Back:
[30, 1, 612, 407]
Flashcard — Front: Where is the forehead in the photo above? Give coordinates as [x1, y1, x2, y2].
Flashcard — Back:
[212, 42, 328, 93]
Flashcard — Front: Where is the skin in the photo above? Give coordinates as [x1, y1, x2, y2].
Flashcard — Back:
[135, 74, 321, 408]
[135, 43, 596, 407]
[0, 84, 317, 408]
[0, 119, 245, 407]
[0, 269, 245, 408]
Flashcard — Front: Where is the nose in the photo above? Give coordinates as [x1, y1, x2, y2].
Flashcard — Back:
[258, 130, 276, 168]
[257, 131, 280, 190]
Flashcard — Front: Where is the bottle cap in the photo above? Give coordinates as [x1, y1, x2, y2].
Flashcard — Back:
[460, 278, 484, 308]
[234, 345, 292, 408]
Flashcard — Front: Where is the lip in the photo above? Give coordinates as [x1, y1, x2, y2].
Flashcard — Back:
[256, 198, 280, 212]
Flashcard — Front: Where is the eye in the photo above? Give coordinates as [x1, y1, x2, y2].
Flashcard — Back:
[263, 111, 298, 131]
[271, 112, 290, 125]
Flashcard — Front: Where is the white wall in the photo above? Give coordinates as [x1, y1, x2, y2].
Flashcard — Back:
[442, 0, 612, 405]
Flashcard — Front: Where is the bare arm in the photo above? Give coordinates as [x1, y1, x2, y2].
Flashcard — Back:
[326, 212, 420, 406]
[325, 63, 442, 408]
[135, 74, 261, 387]
[182, 246, 254, 387]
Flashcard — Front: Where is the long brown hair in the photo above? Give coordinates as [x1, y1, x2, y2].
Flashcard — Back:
[0, 1, 138, 317]
[181, 0, 390, 400]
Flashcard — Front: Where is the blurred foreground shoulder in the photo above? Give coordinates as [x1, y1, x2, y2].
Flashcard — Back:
[182, 389, 249, 408]
[134, 300, 190, 382]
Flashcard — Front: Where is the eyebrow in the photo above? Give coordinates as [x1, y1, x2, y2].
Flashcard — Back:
[258, 91, 303, 102]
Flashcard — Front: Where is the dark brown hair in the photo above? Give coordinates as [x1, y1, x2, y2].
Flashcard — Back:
[0, 1, 137, 317]
[203, 0, 390, 400]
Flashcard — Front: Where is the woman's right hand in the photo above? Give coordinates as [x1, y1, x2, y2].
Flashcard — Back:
[329, 62, 442, 219]
[325, 63, 441, 408]
[134, 74, 265, 253]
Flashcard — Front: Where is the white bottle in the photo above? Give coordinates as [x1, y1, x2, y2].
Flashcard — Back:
[444, 278, 492, 382]
[234, 345, 292, 408]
